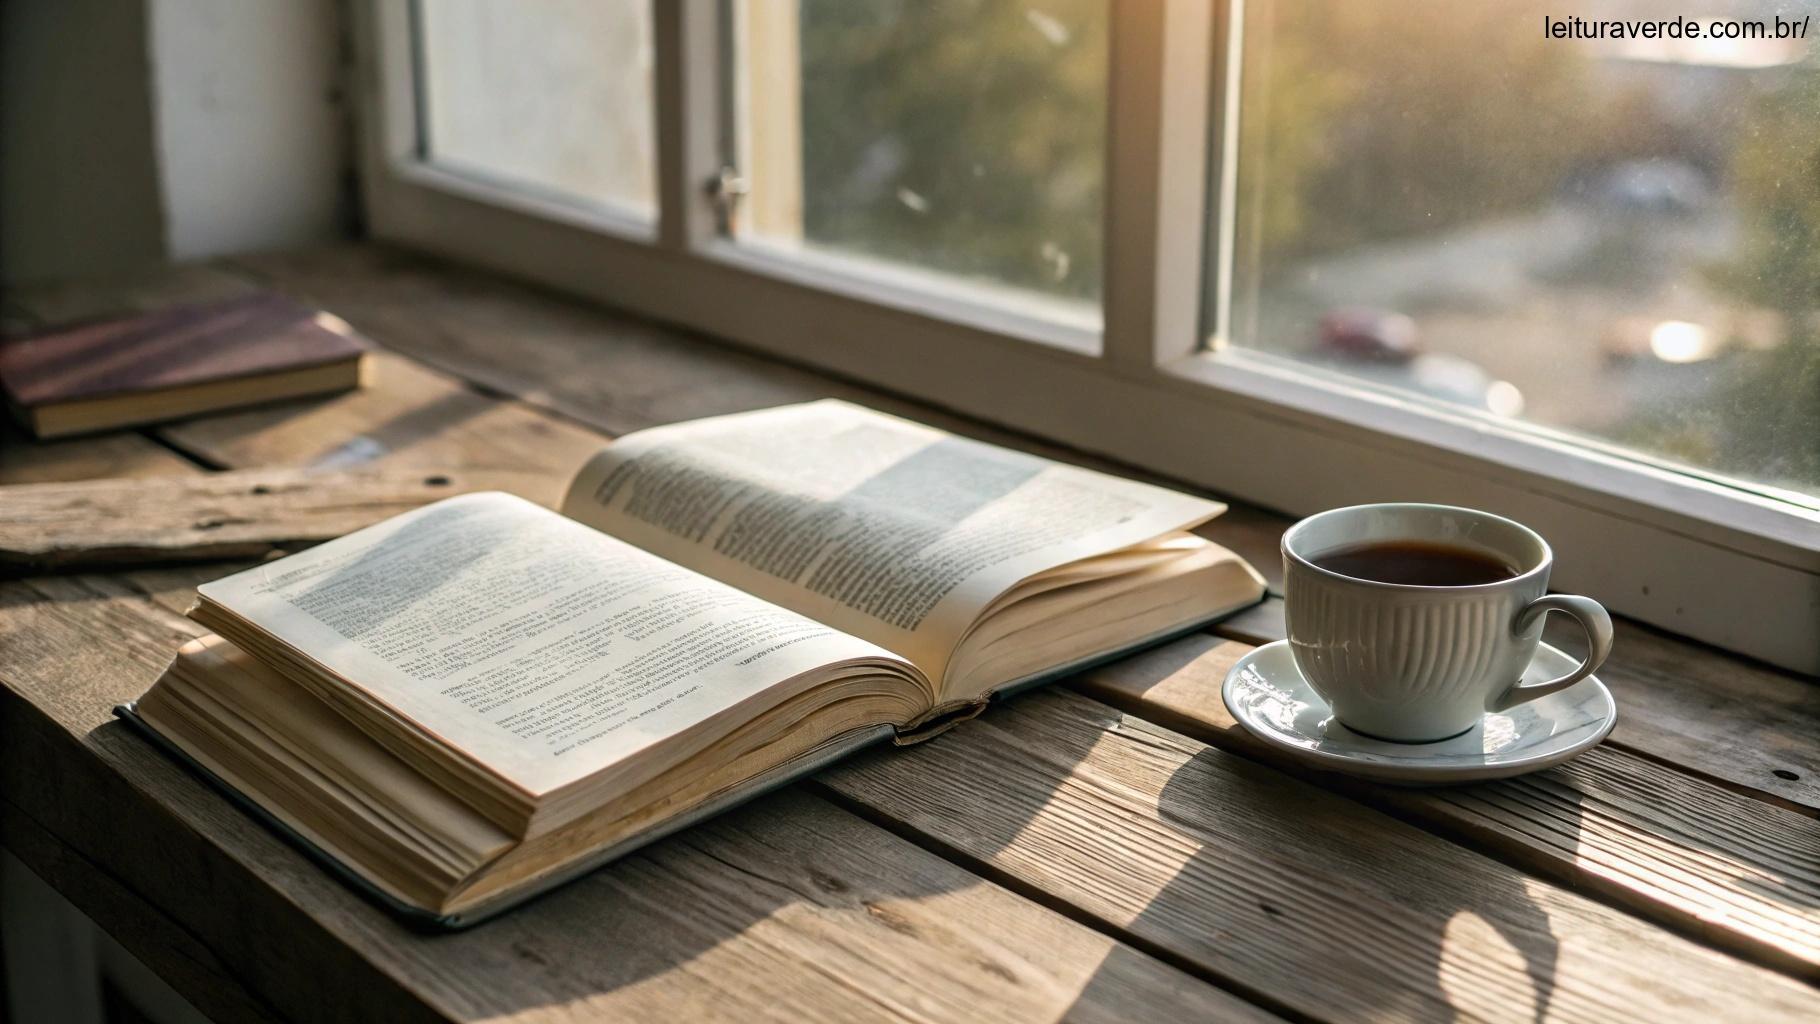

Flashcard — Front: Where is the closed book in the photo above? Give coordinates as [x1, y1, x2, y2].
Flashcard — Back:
[0, 291, 371, 438]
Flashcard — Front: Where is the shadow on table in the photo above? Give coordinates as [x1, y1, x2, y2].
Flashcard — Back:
[399, 748, 1147, 1020]
[1061, 748, 1568, 1023]
[395, 686, 1578, 1022]
[94, 625, 1576, 1020]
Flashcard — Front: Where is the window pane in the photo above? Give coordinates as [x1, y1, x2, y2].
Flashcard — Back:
[1227, 0, 1820, 501]
[733, 1, 1107, 319]
[417, 0, 655, 218]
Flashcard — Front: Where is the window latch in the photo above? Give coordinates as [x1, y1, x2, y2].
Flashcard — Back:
[706, 166, 750, 235]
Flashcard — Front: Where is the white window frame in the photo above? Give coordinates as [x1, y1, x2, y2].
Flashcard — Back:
[353, 0, 1820, 675]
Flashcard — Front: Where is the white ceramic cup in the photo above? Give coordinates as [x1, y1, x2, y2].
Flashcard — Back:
[1282, 503, 1613, 742]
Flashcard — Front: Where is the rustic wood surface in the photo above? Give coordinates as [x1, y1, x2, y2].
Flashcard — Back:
[820, 690, 1820, 1022]
[3, 244, 1817, 1023]
[0, 419, 202, 485]
[157, 351, 607, 499]
[0, 567, 1268, 1024]
[0, 466, 553, 571]
[224, 246, 1297, 579]
[1073, 633, 1820, 979]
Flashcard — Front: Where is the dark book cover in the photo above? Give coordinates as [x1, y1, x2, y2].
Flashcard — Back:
[0, 291, 370, 409]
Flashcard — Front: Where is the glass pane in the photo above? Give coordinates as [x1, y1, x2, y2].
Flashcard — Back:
[417, 0, 656, 217]
[733, 0, 1107, 320]
[1227, 0, 1820, 501]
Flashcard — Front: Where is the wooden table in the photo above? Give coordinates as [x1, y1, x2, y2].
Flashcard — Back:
[3, 245, 1817, 1023]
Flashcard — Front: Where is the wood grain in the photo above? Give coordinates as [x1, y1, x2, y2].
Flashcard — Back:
[228, 245, 1290, 539]
[0, 568, 1272, 1024]
[0, 421, 202, 485]
[1545, 617, 1820, 814]
[0, 466, 551, 570]
[820, 689, 1820, 1022]
[1207, 593, 1286, 646]
[155, 351, 606, 507]
[1072, 632, 1820, 978]
[1, 798, 286, 1024]
[229, 245, 876, 436]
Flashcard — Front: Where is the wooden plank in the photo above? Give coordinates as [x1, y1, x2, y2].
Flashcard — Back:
[818, 689, 1820, 1022]
[1209, 598, 1820, 814]
[0, 421, 203, 486]
[1208, 593, 1286, 646]
[0, 465, 550, 571]
[1544, 617, 1820, 815]
[1072, 632, 1820, 979]
[229, 246, 1280, 519]
[229, 246, 1096, 462]
[0, 570, 1274, 1024]
[228, 245, 874, 437]
[1, 800, 284, 1024]
[156, 351, 607, 506]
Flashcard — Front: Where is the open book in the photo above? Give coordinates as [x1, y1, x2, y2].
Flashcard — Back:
[125, 401, 1264, 925]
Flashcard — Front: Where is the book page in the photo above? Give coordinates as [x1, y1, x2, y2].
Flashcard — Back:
[561, 401, 1225, 681]
[197, 492, 910, 797]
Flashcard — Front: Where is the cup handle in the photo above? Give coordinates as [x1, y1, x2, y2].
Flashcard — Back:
[1489, 594, 1613, 712]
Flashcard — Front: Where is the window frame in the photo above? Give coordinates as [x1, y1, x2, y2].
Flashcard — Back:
[354, 0, 1820, 675]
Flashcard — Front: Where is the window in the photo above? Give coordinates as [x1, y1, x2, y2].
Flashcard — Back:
[1227, 0, 1820, 503]
[730, 1, 1106, 326]
[415, 0, 656, 220]
[357, 0, 1820, 675]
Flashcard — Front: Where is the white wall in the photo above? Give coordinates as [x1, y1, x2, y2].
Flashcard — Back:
[0, 0, 350, 286]
[418, 0, 656, 212]
[147, 0, 349, 261]
[1, 0, 168, 283]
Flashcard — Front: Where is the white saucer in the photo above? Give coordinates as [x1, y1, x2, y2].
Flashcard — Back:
[1221, 640, 1616, 785]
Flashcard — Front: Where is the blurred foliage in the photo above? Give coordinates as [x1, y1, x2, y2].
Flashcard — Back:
[789, 0, 1816, 493]
[793, 0, 1647, 286]
[1699, 60, 1820, 490]
[798, 0, 1106, 301]
[1240, 0, 1640, 265]
[1235, 1, 1818, 492]
[1715, 62, 1820, 315]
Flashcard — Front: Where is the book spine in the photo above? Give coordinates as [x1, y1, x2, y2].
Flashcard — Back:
[892, 699, 990, 745]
